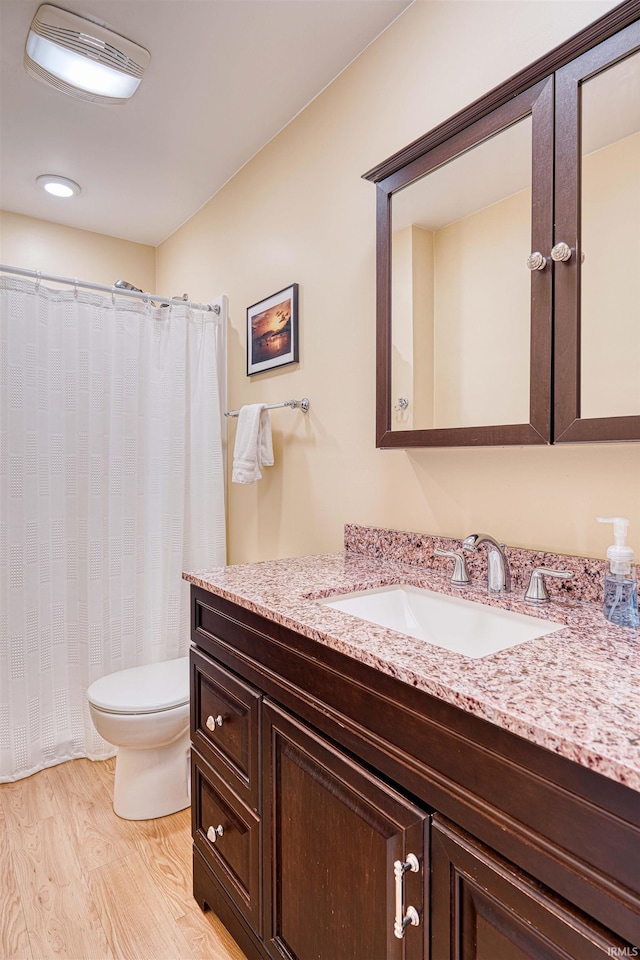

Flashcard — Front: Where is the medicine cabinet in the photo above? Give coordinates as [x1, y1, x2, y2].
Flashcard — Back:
[364, 0, 640, 448]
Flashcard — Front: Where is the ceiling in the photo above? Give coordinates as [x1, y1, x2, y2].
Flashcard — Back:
[0, 0, 411, 247]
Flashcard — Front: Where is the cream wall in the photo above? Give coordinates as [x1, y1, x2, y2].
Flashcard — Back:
[158, 0, 639, 566]
[5, 3, 636, 567]
[0, 211, 156, 291]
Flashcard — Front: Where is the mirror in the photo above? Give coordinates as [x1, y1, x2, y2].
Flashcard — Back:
[368, 77, 553, 447]
[365, 0, 640, 448]
[391, 116, 533, 431]
[580, 48, 640, 420]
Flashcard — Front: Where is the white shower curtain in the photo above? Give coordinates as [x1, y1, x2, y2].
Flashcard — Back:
[0, 275, 226, 781]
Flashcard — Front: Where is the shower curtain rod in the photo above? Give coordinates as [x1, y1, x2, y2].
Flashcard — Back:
[0, 263, 219, 313]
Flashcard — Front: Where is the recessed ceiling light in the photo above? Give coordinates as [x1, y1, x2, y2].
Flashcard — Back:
[37, 174, 81, 198]
[24, 4, 150, 105]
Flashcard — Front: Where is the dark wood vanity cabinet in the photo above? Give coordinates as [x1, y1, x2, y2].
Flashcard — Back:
[190, 586, 639, 959]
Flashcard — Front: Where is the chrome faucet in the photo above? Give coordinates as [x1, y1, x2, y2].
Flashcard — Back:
[462, 533, 511, 595]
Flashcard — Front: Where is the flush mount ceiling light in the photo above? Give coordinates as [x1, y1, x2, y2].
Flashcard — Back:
[37, 174, 81, 197]
[24, 4, 150, 104]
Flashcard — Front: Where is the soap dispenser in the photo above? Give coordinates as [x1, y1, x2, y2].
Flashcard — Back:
[596, 517, 639, 628]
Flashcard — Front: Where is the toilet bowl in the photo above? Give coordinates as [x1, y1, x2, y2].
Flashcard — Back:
[87, 657, 190, 820]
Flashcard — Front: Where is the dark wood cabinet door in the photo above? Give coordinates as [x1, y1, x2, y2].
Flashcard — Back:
[552, 16, 640, 443]
[431, 816, 634, 960]
[263, 700, 429, 960]
[370, 76, 554, 449]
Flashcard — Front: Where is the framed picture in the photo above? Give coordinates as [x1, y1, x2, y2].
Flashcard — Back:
[247, 283, 299, 376]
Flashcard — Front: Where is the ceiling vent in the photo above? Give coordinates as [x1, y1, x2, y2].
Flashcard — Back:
[24, 4, 150, 104]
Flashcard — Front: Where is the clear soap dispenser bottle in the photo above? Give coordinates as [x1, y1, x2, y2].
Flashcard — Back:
[596, 517, 639, 628]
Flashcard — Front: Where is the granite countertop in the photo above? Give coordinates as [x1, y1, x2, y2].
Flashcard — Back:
[184, 524, 640, 792]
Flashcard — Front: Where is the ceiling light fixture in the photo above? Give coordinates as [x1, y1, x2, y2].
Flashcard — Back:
[37, 174, 81, 198]
[24, 4, 150, 105]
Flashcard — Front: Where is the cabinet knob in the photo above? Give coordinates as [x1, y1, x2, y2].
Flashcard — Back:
[206, 714, 224, 731]
[551, 241, 572, 262]
[526, 251, 547, 271]
[393, 853, 420, 939]
[207, 824, 224, 843]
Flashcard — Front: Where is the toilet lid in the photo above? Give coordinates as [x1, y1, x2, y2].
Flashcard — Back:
[87, 657, 189, 714]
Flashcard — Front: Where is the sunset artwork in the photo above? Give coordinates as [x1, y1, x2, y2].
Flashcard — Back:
[250, 297, 292, 363]
[247, 284, 299, 375]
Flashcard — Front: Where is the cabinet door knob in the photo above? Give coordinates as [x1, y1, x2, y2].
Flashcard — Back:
[207, 824, 224, 843]
[393, 853, 420, 939]
[551, 241, 572, 262]
[526, 251, 547, 271]
[205, 714, 224, 731]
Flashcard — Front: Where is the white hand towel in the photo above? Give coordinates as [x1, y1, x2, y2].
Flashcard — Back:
[259, 408, 274, 471]
[232, 404, 274, 483]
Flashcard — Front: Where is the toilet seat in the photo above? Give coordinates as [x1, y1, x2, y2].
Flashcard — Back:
[87, 657, 189, 715]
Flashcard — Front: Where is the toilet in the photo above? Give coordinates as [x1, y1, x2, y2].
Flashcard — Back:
[87, 656, 191, 820]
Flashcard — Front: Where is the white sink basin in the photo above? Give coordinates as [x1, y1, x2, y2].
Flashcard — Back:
[320, 584, 564, 658]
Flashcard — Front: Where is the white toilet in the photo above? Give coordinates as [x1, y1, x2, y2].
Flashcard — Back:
[87, 656, 191, 820]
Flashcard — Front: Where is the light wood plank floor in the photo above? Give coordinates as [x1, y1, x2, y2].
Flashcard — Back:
[0, 757, 249, 960]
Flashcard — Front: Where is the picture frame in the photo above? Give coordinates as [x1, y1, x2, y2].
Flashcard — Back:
[246, 283, 299, 376]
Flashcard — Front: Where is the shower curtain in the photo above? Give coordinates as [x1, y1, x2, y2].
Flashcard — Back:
[0, 275, 226, 781]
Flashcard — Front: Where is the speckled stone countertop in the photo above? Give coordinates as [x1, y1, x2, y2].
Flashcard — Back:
[184, 524, 640, 792]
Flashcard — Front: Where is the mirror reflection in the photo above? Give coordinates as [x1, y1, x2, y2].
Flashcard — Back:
[580, 49, 640, 420]
[391, 117, 533, 431]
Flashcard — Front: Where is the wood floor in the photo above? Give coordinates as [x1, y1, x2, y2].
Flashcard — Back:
[0, 757, 248, 960]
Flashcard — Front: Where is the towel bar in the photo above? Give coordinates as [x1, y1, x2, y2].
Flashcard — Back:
[225, 397, 309, 418]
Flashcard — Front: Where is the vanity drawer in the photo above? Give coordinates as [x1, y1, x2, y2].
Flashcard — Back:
[191, 749, 261, 935]
[190, 647, 261, 810]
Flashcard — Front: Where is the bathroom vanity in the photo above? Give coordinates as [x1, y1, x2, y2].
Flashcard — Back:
[185, 525, 640, 960]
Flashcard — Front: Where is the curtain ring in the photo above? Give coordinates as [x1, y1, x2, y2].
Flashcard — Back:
[35, 270, 41, 291]
[73, 278, 79, 299]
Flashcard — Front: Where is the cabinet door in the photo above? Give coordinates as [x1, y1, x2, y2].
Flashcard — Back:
[372, 77, 554, 449]
[263, 700, 428, 960]
[554, 17, 640, 442]
[431, 816, 633, 960]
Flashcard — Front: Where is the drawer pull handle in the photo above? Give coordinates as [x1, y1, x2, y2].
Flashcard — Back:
[207, 824, 224, 843]
[206, 714, 224, 731]
[393, 853, 420, 939]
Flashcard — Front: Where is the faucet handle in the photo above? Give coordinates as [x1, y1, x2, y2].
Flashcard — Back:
[525, 567, 574, 604]
[434, 548, 470, 587]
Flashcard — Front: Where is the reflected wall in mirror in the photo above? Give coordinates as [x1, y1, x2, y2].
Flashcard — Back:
[580, 48, 640, 420]
[391, 117, 533, 431]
